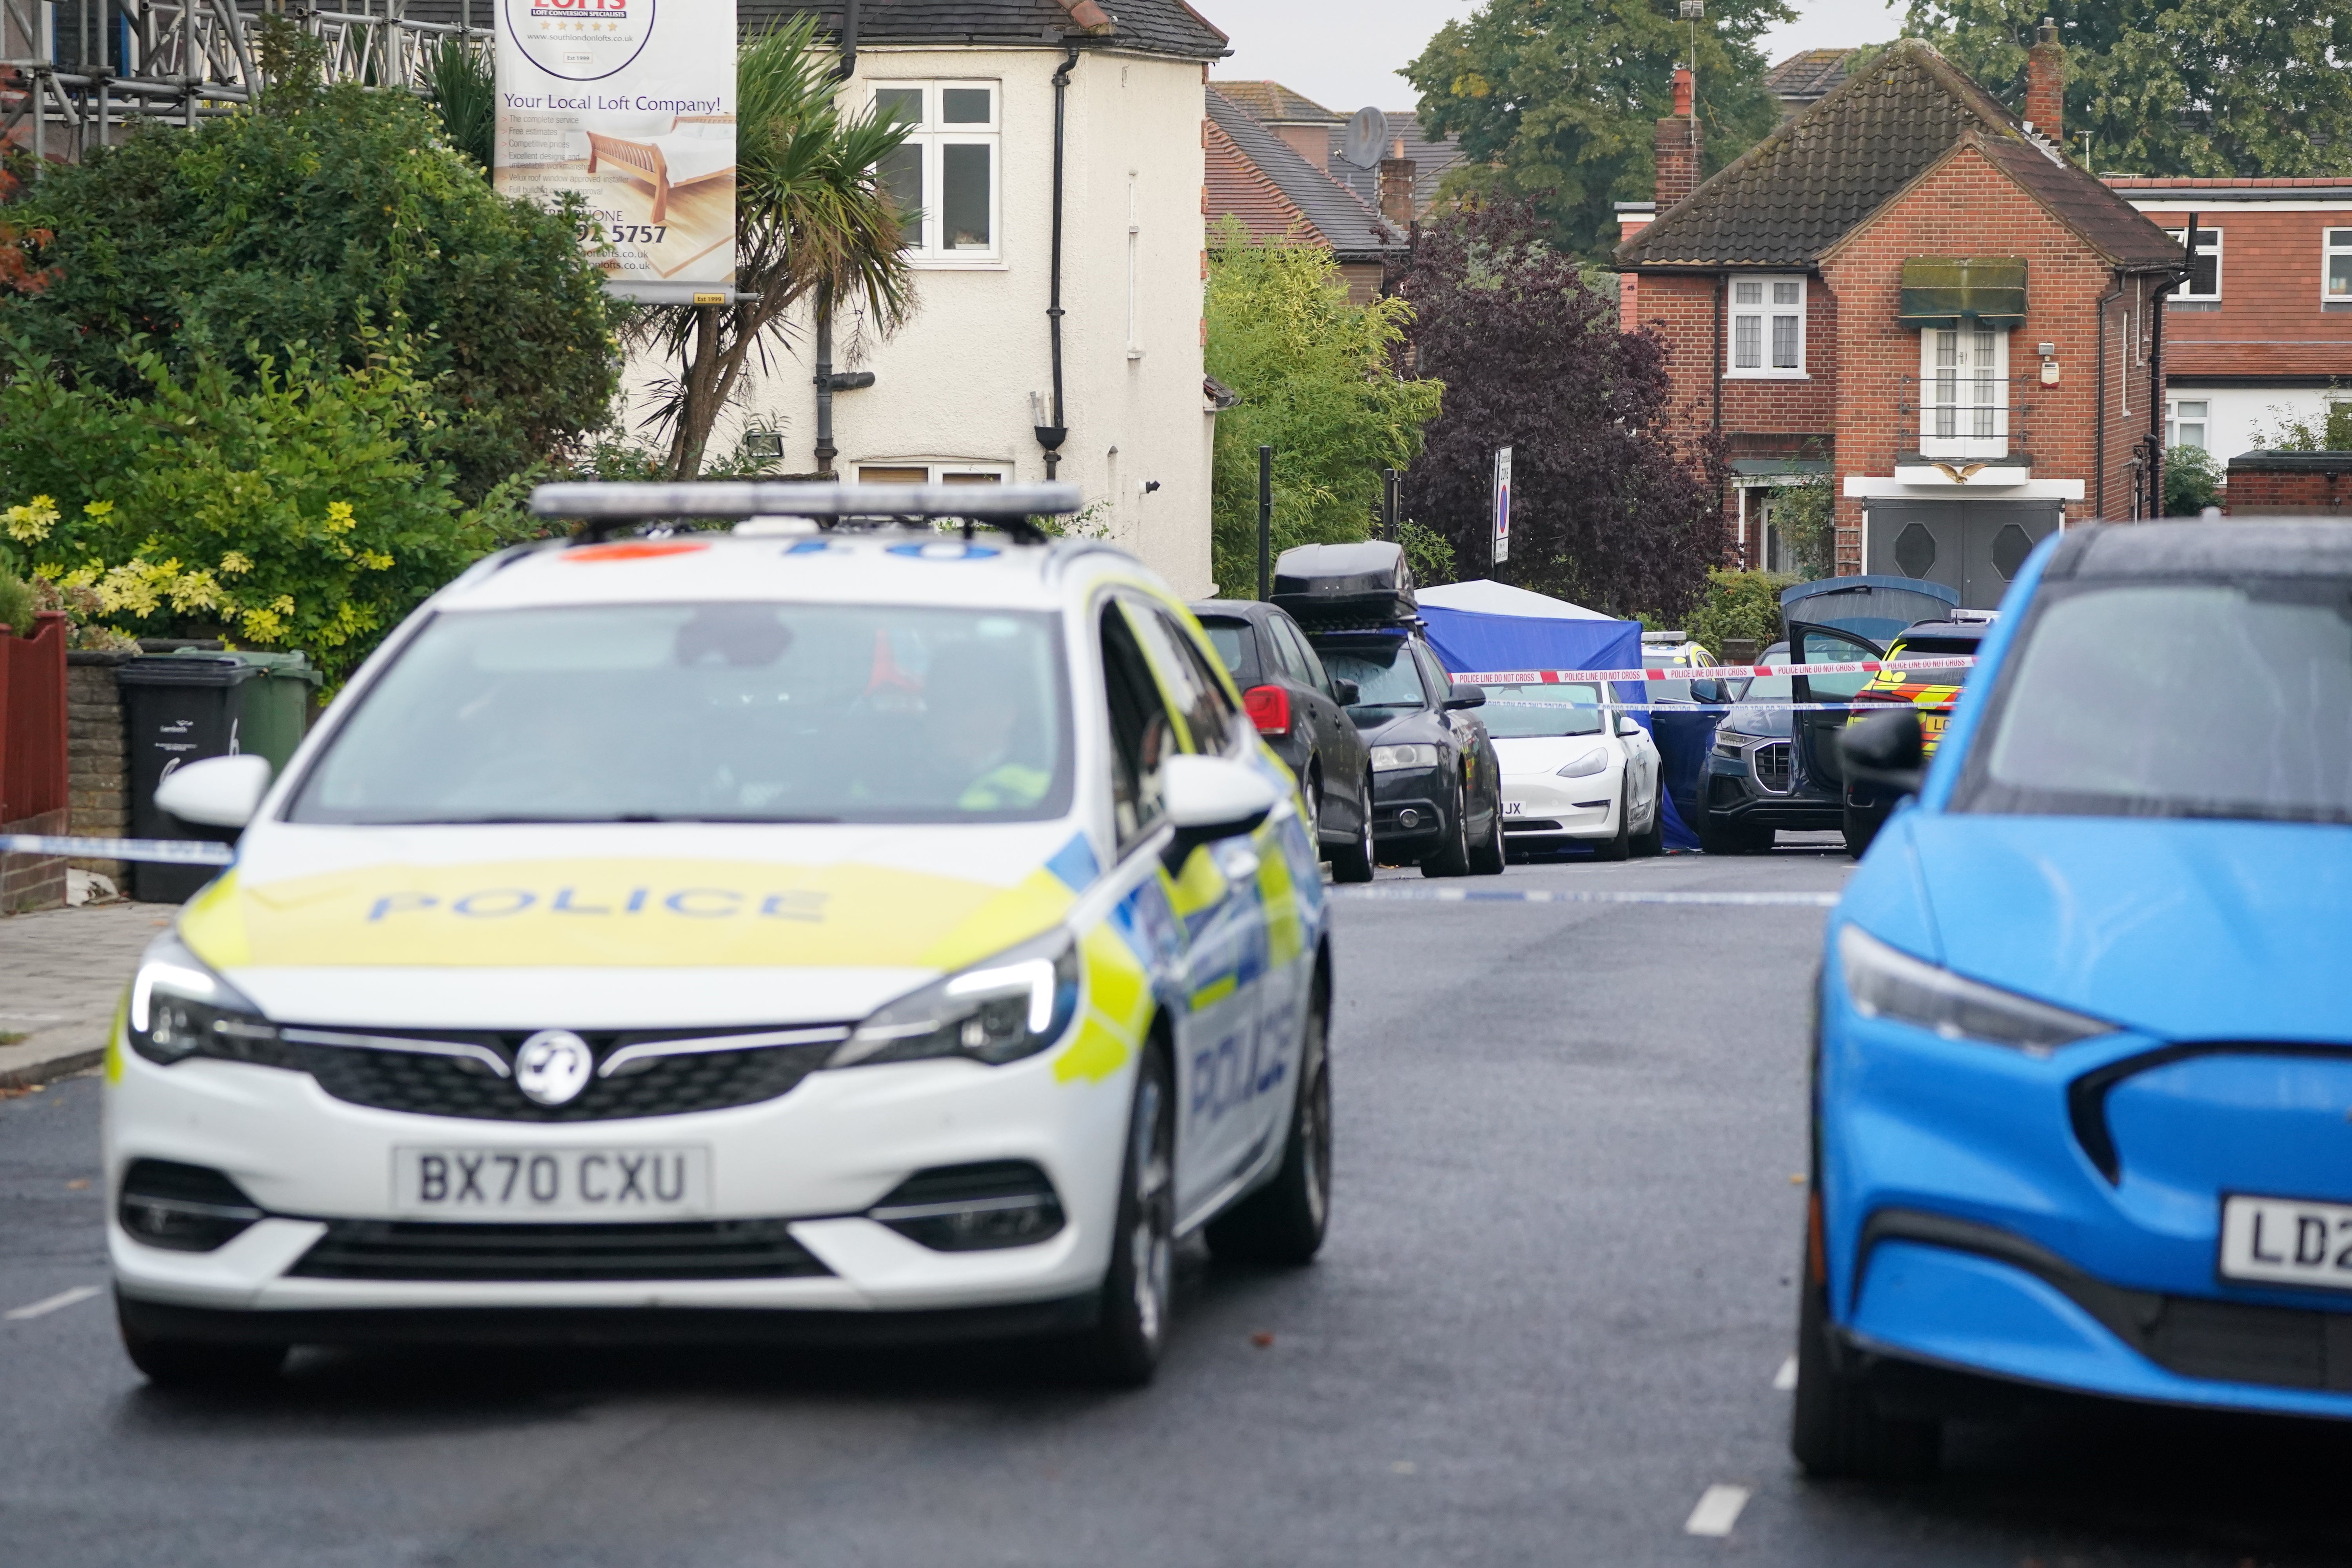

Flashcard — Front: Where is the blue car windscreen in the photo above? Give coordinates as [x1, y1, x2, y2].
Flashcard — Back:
[1954, 579, 2352, 825]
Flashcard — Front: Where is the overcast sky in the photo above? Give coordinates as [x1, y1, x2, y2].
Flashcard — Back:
[1207, 0, 1908, 117]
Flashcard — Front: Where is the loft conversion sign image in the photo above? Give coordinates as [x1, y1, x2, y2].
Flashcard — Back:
[494, 0, 737, 300]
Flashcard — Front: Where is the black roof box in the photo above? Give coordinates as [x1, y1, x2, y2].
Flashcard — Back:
[1270, 541, 1418, 628]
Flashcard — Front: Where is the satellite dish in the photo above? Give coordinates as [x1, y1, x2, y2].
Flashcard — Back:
[1339, 106, 1390, 169]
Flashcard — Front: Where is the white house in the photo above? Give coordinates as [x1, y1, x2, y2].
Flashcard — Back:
[665, 0, 1230, 593]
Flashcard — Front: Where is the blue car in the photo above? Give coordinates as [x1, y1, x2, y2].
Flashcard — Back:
[1798, 521, 2352, 1478]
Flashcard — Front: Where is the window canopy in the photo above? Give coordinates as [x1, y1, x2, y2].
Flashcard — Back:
[1898, 257, 2027, 329]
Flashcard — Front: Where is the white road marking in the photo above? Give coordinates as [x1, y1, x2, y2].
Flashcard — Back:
[1773, 1355, 1798, 1391]
[1334, 887, 1838, 908]
[1684, 1485, 1752, 1538]
[5, 1284, 102, 1321]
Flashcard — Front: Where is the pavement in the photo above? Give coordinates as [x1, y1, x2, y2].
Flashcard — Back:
[0, 901, 171, 1089]
[6, 846, 2352, 1565]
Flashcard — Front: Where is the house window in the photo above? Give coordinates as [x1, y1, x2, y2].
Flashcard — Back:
[873, 82, 1000, 263]
[2164, 227, 2222, 301]
[2325, 229, 2352, 302]
[857, 463, 1011, 485]
[1918, 326, 2009, 457]
[2167, 399, 2209, 450]
[1728, 276, 1806, 377]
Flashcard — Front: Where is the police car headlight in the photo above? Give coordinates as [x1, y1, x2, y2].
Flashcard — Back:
[127, 935, 282, 1066]
[1837, 925, 2114, 1054]
[832, 929, 1083, 1069]
[1371, 744, 1441, 771]
[1555, 748, 1609, 778]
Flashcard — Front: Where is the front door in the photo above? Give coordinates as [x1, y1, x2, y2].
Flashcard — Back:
[1788, 622, 1885, 797]
[1864, 499, 2059, 609]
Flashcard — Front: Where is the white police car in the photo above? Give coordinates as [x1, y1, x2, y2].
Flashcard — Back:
[107, 483, 1332, 1387]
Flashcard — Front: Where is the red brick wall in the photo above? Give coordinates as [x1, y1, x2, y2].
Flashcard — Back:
[2223, 465, 2352, 513]
[1819, 142, 2161, 562]
[2130, 204, 2352, 379]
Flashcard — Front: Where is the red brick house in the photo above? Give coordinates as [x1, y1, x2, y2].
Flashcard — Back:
[2104, 177, 2352, 463]
[1205, 84, 1403, 303]
[1615, 36, 2185, 606]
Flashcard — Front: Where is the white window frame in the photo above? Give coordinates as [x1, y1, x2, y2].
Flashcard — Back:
[2166, 397, 2209, 450]
[2323, 226, 2352, 304]
[870, 80, 1002, 269]
[1725, 274, 1808, 379]
[853, 461, 1014, 485]
[2165, 226, 2222, 302]
[1918, 325, 2011, 459]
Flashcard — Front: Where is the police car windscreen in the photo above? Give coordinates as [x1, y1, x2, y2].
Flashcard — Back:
[289, 604, 1073, 824]
[1961, 579, 2352, 825]
[1479, 683, 1606, 738]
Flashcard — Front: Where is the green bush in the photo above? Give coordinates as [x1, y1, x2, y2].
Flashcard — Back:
[1686, 569, 1798, 660]
[0, 340, 533, 684]
[2164, 444, 2223, 515]
[2, 66, 617, 501]
[0, 567, 33, 637]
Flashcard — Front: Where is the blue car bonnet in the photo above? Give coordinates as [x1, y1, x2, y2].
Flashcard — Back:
[1898, 813, 2352, 1042]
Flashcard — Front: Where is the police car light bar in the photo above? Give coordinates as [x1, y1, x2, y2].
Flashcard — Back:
[531, 481, 1085, 537]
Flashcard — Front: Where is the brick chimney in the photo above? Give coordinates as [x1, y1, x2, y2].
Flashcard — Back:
[1378, 140, 1417, 227]
[2024, 18, 2063, 140]
[1654, 66, 1701, 209]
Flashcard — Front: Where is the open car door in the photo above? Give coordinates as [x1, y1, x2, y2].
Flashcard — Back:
[1787, 622, 1885, 797]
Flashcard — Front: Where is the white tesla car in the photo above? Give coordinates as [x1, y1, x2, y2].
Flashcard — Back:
[1482, 679, 1664, 860]
[104, 483, 1332, 1388]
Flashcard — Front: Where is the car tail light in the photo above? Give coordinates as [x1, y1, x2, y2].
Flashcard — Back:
[1243, 684, 1291, 735]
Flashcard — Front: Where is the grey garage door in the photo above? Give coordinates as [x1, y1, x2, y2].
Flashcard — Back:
[1862, 500, 2060, 610]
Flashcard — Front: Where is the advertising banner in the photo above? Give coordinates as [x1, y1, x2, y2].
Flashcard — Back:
[1491, 446, 1512, 565]
[494, 0, 738, 301]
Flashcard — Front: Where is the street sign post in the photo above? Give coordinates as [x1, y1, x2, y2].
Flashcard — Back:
[1492, 447, 1512, 565]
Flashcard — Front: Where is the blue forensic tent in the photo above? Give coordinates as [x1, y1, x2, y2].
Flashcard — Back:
[1415, 583, 1702, 851]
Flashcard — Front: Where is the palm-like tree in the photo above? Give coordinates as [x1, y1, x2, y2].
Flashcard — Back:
[635, 16, 913, 478]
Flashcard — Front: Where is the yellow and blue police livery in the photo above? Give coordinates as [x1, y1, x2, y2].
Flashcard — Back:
[104, 484, 1332, 1388]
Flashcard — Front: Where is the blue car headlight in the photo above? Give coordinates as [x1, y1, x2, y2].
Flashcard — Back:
[1836, 925, 2114, 1054]
[830, 928, 1082, 1069]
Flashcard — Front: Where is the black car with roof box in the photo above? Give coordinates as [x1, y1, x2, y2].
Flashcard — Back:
[1271, 543, 1505, 878]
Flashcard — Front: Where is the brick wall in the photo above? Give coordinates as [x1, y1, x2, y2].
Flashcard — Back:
[0, 806, 68, 913]
[2223, 459, 2352, 514]
[1819, 142, 2163, 564]
[66, 652, 131, 885]
[2129, 203, 2352, 379]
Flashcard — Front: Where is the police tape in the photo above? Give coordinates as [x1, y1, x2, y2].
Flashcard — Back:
[1454, 655, 1976, 685]
[1333, 885, 1840, 907]
[0, 834, 234, 866]
[1484, 698, 1945, 713]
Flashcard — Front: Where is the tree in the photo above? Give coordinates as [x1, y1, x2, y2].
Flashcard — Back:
[1912, 1, 2352, 176]
[1204, 220, 1444, 598]
[631, 17, 914, 479]
[1397, 200, 1727, 619]
[1404, 0, 1793, 259]
[0, 339, 526, 684]
[0, 27, 617, 501]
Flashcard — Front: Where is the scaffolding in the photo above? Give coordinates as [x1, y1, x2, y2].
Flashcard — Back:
[0, 0, 485, 162]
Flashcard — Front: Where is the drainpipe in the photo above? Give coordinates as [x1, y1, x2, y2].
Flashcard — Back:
[2144, 213, 2193, 517]
[2094, 271, 2122, 519]
[836, 0, 857, 78]
[811, 2, 859, 478]
[1035, 47, 1081, 478]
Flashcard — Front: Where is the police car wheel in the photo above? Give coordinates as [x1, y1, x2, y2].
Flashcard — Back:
[1078, 1045, 1176, 1387]
[1205, 984, 1332, 1266]
[1328, 773, 1376, 884]
[118, 1303, 287, 1389]
[1841, 802, 1879, 859]
[1789, 1207, 1942, 1480]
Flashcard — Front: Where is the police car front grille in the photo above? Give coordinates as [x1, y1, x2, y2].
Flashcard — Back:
[290, 1030, 845, 1121]
[287, 1218, 833, 1282]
